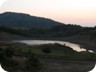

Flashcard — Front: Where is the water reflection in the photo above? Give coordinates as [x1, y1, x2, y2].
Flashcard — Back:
[15, 40, 88, 52]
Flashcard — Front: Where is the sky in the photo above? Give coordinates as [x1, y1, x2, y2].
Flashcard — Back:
[0, 0, 96, 27]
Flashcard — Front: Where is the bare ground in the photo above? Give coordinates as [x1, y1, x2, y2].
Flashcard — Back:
[40, 59, 95, 72]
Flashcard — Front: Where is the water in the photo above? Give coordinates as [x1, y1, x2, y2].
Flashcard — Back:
[14, 40, 89, 52]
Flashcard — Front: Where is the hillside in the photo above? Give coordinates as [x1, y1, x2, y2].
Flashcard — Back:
[0, 12, 96, 52]
[0, 31, 31, 41]
[0, 12, 63, 28]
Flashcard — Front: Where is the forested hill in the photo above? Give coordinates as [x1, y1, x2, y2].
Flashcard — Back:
[0, 12, 96, 52]
[0, 12, 96, 38]
[0, 12, 63, 28]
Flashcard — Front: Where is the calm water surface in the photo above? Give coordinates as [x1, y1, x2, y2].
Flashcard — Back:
[15, 40, 88, 52]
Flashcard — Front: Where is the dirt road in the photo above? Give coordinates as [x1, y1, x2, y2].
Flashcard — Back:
[40, 59, 95, 72]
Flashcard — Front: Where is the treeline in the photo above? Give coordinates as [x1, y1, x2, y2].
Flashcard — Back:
[0, 24, 96, 38]
[0, 12, 96, 38]
[80, 26, 96, 38]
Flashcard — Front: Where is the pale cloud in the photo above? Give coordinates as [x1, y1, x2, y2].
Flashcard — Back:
[0, 0, 7, 7]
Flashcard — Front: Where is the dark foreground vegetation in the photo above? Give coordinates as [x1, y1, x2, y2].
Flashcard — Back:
[0, 44, 43, 72]
[0, 43, 96, 72]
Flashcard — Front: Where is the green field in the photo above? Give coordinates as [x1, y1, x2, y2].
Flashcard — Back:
[0, 42, 96, 72]
[6, 43, 95, 60]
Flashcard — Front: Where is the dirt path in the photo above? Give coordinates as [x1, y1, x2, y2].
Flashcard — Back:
[40, 59, 95, 72]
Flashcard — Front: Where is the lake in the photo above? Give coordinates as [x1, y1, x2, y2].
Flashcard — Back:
[14, 40, 89, 52]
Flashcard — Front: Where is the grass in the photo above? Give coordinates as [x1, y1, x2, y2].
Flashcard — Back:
[16, 46, 96, 60]
[2, 43, 96, 60]
[0, 43, 96, 72]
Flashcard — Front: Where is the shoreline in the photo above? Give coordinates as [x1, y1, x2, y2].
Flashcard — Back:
[0, 37, 96, 52]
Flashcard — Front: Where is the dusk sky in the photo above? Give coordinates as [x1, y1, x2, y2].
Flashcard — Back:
[0, 0, 96, 27]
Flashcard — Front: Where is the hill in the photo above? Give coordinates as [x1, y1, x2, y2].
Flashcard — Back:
[0, 12, 96, 52]
[0, 12, 63, 28]
[0, 31, 31, 41]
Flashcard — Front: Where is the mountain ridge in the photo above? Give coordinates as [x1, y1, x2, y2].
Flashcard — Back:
[0, 12, 64, 28]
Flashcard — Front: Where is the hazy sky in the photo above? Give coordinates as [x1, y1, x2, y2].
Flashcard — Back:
[0, 0, 96, 27]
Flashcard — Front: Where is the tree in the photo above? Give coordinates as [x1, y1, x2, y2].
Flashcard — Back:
[42, 47, 51, 54]
[1, 59, 19, 72]
[25, 54, 42, 72]
[0, 48, 4, 62]
[4, 47, 14, 58]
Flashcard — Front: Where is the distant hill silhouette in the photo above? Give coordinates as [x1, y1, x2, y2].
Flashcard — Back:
[0, 12, 63, 28]
[0, 12, 96, 52]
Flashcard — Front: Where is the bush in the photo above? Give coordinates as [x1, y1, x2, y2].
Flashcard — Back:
[42, 47, 51, 54]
